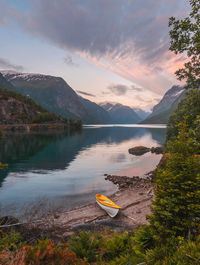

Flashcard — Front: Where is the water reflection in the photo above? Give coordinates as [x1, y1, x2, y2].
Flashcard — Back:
[0, 125, 166, 210]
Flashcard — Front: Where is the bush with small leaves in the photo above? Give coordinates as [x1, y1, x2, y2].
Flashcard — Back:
[0, 231, 23, 252]
[69, 231, 101, 263]
[26, 239, 87, 265]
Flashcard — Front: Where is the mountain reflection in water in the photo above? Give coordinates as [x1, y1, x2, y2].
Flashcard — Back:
[0, 125, 166, 212]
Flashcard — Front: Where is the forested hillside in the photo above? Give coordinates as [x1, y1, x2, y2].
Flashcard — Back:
[0, 88, 64, 125]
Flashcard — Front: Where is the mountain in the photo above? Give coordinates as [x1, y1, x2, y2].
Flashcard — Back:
[1, 70, 123, 124]
[1, 70, 93, 123]
[142, 85, 185, 124]
[0, 74, 65, 125]
[133, 108, 150, 120]
[0, 72, 15, 90]
[79, 96, 111, 124]
[100, 102, 141, 124]
[1, 70, 148, 124]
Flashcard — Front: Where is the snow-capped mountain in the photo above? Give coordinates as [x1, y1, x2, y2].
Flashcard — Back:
[0, 70, 113, 124]
[1, 70, 150, 124]
[1, 70, 95, 122]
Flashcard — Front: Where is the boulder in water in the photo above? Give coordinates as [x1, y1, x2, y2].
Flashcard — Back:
[128, 146, 150, 156]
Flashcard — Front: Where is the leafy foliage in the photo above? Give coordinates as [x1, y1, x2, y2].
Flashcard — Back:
[102, 232, 130, 261]
[133, 225, 155, 251]
[69, 231, 101, 263]
[0, 231, 22, 252]
[145, 236, 200, 265]
[0, 229, 199, 264]
[68, 231, 144, 264]
[169, 0, 200, 89]
[26, 239, 87, 265]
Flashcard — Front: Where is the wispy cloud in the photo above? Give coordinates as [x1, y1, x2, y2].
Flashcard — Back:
[0, 57, 24, 71]
[1, 0, 189, 101]
[76, 90, 96, 97]
[107, 84, 130, 96]
[106, 84, 143, 96]
[21, 1, 187, 60]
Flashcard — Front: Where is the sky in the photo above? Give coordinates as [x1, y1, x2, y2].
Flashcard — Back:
[0, 0, 190, 110]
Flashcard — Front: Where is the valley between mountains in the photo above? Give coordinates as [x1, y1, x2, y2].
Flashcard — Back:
[0, 70, 185, 127]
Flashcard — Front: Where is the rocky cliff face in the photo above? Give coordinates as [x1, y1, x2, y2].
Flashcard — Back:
[0, 89, 64, 125]
[0, 93, 39, 124]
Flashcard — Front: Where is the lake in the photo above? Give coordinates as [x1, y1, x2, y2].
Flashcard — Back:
[0, 125, 166, 215]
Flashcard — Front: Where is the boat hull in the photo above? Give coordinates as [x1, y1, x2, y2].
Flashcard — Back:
[96, 200, 119, 218]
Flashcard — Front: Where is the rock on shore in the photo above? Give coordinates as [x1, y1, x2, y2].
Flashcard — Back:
[104, 174, 152, 190]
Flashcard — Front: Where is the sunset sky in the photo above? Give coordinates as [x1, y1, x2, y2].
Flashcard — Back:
[0, 0, 189, 110]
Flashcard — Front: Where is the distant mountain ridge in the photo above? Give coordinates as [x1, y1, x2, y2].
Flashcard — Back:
[142, 85, 185, 124]
[1, 70, 146, 124]
[100, 102, 141, 124]
[133, 108, 150, 120]
[79, 97, 111, 124]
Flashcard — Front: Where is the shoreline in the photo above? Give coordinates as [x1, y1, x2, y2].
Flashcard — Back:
[48, 174, 154, 236]
[0, 173, 156, 239]
[0, 123, 82, 133]
[1, 146, 162, 238]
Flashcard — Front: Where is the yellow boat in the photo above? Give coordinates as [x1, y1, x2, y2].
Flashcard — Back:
[96, 194, 121, 217]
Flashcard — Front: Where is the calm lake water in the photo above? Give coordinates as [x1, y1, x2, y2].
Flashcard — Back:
[0, 125, 166, 214]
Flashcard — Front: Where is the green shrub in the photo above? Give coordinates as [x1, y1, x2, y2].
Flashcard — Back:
[32, 112, 58, 123]
[145, 237, 200, 265]
[105, 254, 144, 265]
[25, 239, 87, 265]
[171, 238, 200, 265]
[69, 231, 101, 263]
[133, 225, 155, 251]
[102, 232, 130, 261]
[0, 231, 22, 252]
